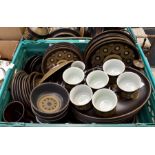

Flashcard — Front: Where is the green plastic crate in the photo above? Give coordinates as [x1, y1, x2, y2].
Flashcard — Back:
[0, 30, 155, 127]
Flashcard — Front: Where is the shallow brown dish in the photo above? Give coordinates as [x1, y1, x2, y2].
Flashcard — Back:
[71, 67, 151, 123]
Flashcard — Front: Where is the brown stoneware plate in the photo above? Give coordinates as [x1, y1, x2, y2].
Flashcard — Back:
[85, 37, 139, 68]
[41, 43, 82, 73]
[39, 61, 72, 84]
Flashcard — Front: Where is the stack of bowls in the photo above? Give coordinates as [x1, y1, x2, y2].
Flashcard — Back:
[30, 82, 69, 123]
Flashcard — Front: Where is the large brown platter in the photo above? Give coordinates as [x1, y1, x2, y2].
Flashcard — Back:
[71, 67, 151, 123]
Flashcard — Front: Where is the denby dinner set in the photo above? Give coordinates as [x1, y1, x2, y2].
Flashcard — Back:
[3, 30, 151, 124]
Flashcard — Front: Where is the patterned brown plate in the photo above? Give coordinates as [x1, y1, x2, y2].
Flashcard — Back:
[45, 42, 81, 55]
[84, 30, 135, 58]
[85, 30, 135, 50]
[42, 43, 82, 73]
[85, 37, 139, 68]
[39, 61, 72, 84]
[85, 36, 136, 59]
[71, 67, 151, 123]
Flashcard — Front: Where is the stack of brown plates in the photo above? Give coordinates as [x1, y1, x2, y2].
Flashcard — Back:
[41, 42, 83, 73]
[11, 71, 43, 107]
[71, 67, 151, 123]
[84, 30, 140, 68]
[24, 55, 42, 74]
[49, 28, 80, 38]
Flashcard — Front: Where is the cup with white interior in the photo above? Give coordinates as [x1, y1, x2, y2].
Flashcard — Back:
[117, 72, 144, 99]
[62, 67, 85, 90]
[71, 61, 86, 71]
[92, 88, 118, 116]
[86, 70, 109, 90]
[103, 59, 125, 84]
[70, 84, 93, 111]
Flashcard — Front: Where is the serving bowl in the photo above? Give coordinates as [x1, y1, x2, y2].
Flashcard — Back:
[30, 83, 69, 119]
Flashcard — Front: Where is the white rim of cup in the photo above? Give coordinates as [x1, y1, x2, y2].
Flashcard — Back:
[92, 88, 118, 112]
[70, 84, 93, 106]
[117, 72, 142, 92]
[86, 70, 109, 89]
[71, 61, 85, 71]
[63, 67, 85, 85]
[103, 59, 125, 76]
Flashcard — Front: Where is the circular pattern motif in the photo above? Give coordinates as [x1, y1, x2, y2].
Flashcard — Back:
[41, 43, 83, 73]
[85, 38, 139, 68]
[84, 30, 139, 69]
[37, 94, 61, 113]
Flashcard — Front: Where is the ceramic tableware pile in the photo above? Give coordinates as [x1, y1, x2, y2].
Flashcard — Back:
[68, 59, 151, 123]
[4, 30, 151, 124]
